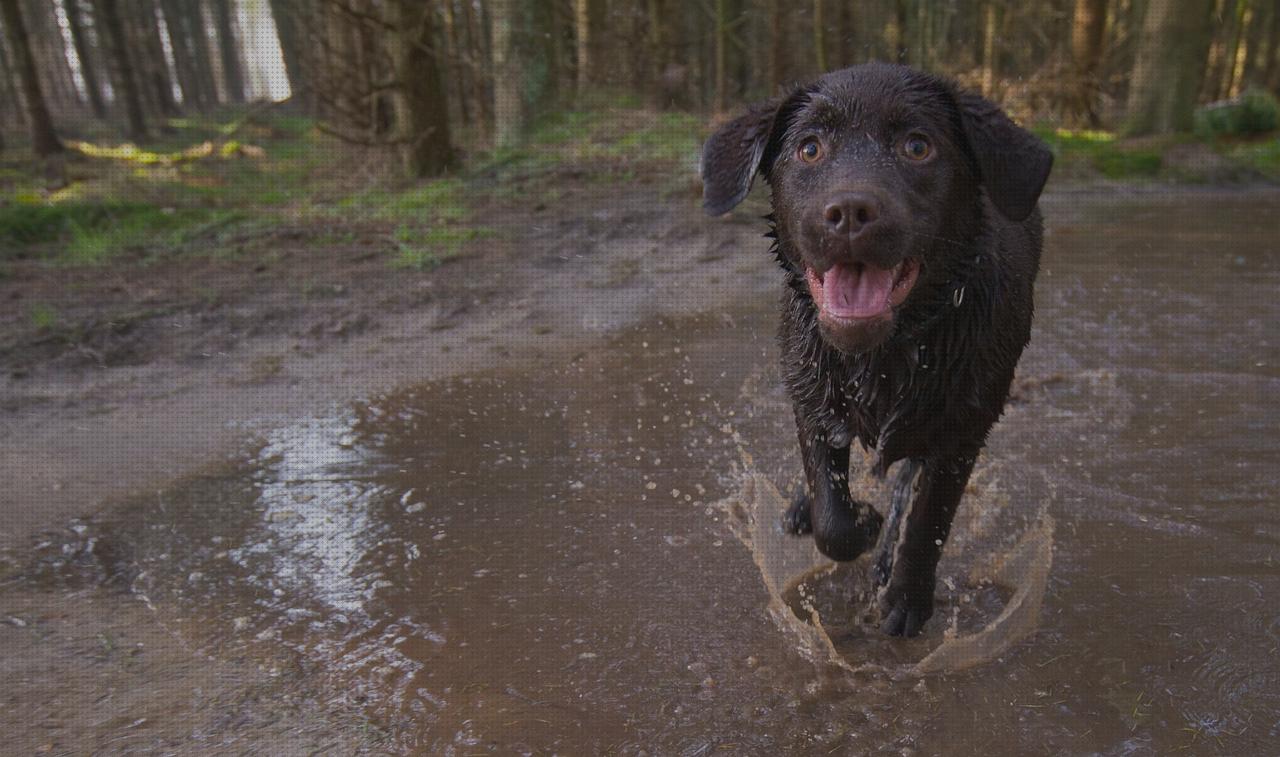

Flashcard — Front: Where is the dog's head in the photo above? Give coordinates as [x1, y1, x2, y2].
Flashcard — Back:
[701, 63, 1052, 354]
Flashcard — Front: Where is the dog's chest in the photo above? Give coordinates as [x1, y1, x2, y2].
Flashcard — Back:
[833, 346, 939, 459]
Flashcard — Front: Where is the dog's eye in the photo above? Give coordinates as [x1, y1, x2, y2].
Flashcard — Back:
[797, 139, 823, 163]
[902, 135, 932, 161]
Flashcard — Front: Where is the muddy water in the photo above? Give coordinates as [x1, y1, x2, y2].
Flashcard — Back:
[22, 190, 1280, 753]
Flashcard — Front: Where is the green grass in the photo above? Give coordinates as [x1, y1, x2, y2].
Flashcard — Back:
[2, 102, 707, 269]
[391, 223, 495, 270]
[0, 198, 245, 264]
[608, 112, 702, 163]
[28, 302, 59, 330]
[340, 178, 467, 223]
[1034, 125, 1280, 182]
[1033, 127, 1164, 179]
[1223, 138, 1280, 172]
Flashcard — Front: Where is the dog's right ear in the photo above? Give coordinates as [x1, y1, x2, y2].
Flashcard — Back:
[700, 98, 784, 216]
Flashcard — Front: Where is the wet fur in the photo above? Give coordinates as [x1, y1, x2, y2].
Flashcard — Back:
[702, 63, 1051, 637]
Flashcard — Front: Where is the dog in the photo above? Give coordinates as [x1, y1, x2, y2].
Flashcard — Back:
[701, 63, 1052, 637]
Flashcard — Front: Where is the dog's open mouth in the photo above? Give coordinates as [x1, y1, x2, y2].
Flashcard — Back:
[804, 259, 920, 321]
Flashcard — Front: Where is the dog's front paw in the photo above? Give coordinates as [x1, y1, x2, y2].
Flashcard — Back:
[878, 578, 935, 638]
[782, 491, 812, 535]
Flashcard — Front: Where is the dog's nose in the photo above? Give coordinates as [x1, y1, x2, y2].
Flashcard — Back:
[823, 193, 881, 237]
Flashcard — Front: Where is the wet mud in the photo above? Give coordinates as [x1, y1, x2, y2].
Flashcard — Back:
[6, 188, 1280, 754]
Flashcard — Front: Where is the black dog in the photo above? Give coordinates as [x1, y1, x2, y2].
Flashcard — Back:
[701, 63, 1052, 637]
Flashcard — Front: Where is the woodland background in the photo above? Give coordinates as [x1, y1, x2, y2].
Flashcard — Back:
[1, 0, 1278, 176]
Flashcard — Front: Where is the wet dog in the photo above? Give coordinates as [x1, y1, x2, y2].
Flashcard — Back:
[701, 63, 1052, 637]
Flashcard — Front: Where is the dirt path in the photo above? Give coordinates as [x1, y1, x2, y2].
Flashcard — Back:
[1, 185, 764, 551]
[1, 184, 772, 753]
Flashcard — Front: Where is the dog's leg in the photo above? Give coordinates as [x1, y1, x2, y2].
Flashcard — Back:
[782, 412, 882, 561]
[872, 458, 921, 587]
[878, 453, 976, 637]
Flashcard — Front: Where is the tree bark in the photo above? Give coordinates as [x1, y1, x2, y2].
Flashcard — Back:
[0, 0, 64, 154]
[1224, 0, 1251, 97]
[1070, 0, 1108, 125]
[1263, 0, 1280, 91]
[574, 0, 590, 96]
[1240, 0, 1272, 89]
[63, 0, 107, 117]
[836, 0, 853, 68]
[890, 0, 909, 64]
[210, 0, 244, 102]
[23, 0, 81, 113]
[981, 0, 998, 96]
[267, 0, 308, 108]
[492, 0, 523, 146]
[0, 29, 28, 129]
[460, 0, 490, 134]
[767, 0, 783, 90]
[713, 0, 726, 112]
[160, 0, 207, 109]
[94, 0, 149, 140]
[385, 0, 453, 176]
[813, 0, 827, 72]
[133, 0, 181, 116]
[189, 0, 221, 105]
[441, 0, 470, 124]
[1124, 0, 1216, 135]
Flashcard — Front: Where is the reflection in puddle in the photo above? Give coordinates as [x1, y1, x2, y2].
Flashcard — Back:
[240, 413, 386, 616]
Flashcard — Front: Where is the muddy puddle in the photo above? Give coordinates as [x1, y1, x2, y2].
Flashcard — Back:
[11, 189, 1280, 753]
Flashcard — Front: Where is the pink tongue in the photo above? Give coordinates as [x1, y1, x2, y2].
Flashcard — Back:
[823, 262, 895, 318]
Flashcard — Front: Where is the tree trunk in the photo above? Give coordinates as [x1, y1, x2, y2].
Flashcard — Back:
[24, 0, 81, 113]
[0, 29, 28, 129]
[160, 0, 206, 109]
[189, 0, 221, 105]
[385, 0, 453, 176]
[890, 0, 909, 63]
[0, 0, 63, 154]
[210, 0, 244, 102]
[492, 0, 524, 146]
[1222, 0, 1251, 97]
[574, 0, 590, 96]
[1240, 0, 1272, 89]
[836, 0, 853, 68]
[1070, 0, 1108, 125]
[813, 0, 826, 72]
[713, 0, 726, 112]
[461, 0, 490, 135]
[134, 0, 181, 116]
[1124, 0, 1216, 135]
[1262, 1, 1280, 91]
[441, 0, 471, 124]
[94, 0, 149, 139]
[537, 0, 561, 107]
[981, 0, 998, 96]
[645, 0, 667, 103]
[267, 0, 309, 108]
[767, 0, 783, 91]
[63, 0, 107, 117]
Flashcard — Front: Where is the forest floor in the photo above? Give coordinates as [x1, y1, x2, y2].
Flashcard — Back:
[1, 106, 1277, 752]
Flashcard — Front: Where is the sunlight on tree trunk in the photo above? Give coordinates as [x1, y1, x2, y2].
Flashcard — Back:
[62, 0, 106, 118]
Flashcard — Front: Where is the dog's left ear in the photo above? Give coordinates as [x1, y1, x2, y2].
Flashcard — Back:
[700, 98, 784, 216]
[955, 92, 1053, 222]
